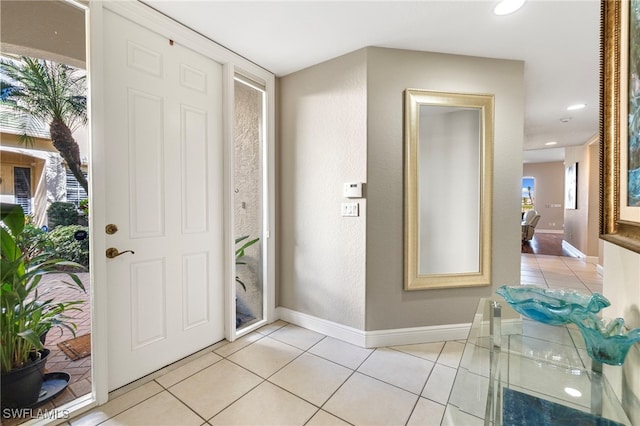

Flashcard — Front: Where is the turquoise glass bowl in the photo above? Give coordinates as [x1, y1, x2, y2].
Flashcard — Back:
[497, 285, 640, 365]
[572, 314, 640, 365]
[496, 285, 610, 325]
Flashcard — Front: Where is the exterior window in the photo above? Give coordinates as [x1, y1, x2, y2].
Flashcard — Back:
[14, 166, 31, 214]
[522, 176, 535, 215]
[66, 169, 88, 207]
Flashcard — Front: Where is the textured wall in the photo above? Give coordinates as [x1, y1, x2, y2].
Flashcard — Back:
[365, 47, 524, 330]
[278, 49, 368, 329]
[234, 80, 263, 323]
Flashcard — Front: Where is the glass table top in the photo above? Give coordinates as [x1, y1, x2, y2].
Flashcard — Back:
[445, 298, 632, 426]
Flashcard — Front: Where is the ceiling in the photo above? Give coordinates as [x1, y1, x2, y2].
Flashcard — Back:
[144, 0, 601, 163]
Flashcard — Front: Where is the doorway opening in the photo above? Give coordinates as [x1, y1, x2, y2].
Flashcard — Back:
[0, 0, 92, 422]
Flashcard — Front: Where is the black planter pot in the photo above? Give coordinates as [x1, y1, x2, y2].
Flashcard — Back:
[1, 349, 50, 409]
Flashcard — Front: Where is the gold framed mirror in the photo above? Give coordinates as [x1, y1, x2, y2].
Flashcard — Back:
[404, 89, 494, 290]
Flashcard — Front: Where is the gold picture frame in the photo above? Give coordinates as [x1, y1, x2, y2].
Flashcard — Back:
[601, 0, 640, 253]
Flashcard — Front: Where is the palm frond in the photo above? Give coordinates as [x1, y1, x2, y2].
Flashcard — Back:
[0, 56, 87, 132]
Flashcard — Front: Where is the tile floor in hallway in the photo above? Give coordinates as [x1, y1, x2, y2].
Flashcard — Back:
[66, 253, 601, 426]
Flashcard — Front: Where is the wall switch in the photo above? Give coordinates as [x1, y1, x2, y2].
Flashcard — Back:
[341, 202, 359, 217]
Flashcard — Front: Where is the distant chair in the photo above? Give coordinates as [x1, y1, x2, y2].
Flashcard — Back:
[522, 210, 536, 226]
[522, 214, 541, 243]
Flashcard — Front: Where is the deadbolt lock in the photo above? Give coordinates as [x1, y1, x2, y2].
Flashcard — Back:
[105, 224, 118, 235]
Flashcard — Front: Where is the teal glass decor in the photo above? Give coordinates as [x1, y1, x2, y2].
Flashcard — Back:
[496, 285, 610, 325]
[572, 313, 640, 365]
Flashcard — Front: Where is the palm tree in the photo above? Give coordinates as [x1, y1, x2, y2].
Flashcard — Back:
[0, 56, 88, 193]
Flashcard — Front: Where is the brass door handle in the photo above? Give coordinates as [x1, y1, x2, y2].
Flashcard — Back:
[106, 247, 135, 258]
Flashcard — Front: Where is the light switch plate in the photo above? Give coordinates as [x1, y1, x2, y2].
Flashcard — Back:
[341, 202, 359, 217]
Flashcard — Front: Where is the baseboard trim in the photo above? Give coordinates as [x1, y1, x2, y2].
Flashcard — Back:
[561, 240, 600, 264]
[561, 240, 599, 264]
[277, 307, 366, 347]
[276, 307, 471, 348]
[364, 323, 471, 348]
[536, 229, 564, 234]
[562, 240, 584, 258]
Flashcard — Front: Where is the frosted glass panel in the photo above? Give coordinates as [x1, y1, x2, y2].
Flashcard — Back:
[234, 77, 265, 329]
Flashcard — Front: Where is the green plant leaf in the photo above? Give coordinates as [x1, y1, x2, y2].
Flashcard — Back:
[235, 237, 259, 259]
[0, 203, 25, 236]
[17, 329, 43, 351]
[0, 201, 85, 372]
[234, 235, 259, 292]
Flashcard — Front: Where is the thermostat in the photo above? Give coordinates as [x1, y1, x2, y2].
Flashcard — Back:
[343, 182, 363, 198]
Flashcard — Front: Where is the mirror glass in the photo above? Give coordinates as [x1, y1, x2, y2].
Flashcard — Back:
[404, 89, 493, 290]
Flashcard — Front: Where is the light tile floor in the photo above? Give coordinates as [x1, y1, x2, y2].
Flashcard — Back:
[65, 253, 600, 426]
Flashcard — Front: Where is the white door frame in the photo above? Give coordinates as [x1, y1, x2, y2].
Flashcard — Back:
[89, 0, 275, 405]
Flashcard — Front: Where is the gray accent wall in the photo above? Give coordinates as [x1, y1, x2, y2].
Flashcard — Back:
[365, 47, 523, 330]
[278, 46, 524, 332]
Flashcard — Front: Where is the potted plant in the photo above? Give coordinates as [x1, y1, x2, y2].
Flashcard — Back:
[235, 235, 259, 292]
[235, 235, 259, 327]
[0, 203, 85, 408]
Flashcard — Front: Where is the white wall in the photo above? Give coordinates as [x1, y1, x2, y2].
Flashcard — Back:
[278, 49, 368, 329]
[602, 242, 640, 424]
[564, 140, 600, 256]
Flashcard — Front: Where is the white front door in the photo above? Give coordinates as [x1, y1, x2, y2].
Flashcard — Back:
[103, 9, 224, 390]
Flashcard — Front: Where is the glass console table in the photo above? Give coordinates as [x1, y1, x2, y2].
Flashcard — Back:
[446, 298, 632, 425]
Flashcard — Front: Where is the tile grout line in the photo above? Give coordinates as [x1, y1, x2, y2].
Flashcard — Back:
[70, 253, 602, 426]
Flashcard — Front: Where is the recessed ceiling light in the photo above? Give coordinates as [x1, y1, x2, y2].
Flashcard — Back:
[494, 0, 526, 15]
[545, 141, 558, 146]
[567, 103, 586, 111]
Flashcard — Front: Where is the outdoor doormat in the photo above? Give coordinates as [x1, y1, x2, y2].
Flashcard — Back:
[57, 334, 91, 361]
[503, 387, 624, 426]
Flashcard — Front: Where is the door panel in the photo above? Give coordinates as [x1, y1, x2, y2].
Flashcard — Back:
[180, 105, 209, 233]
[104, 9, 224, 390]
[183, 252, 209, 329]
[131, 259, 166, 349]
[128, 89, 165, 238]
